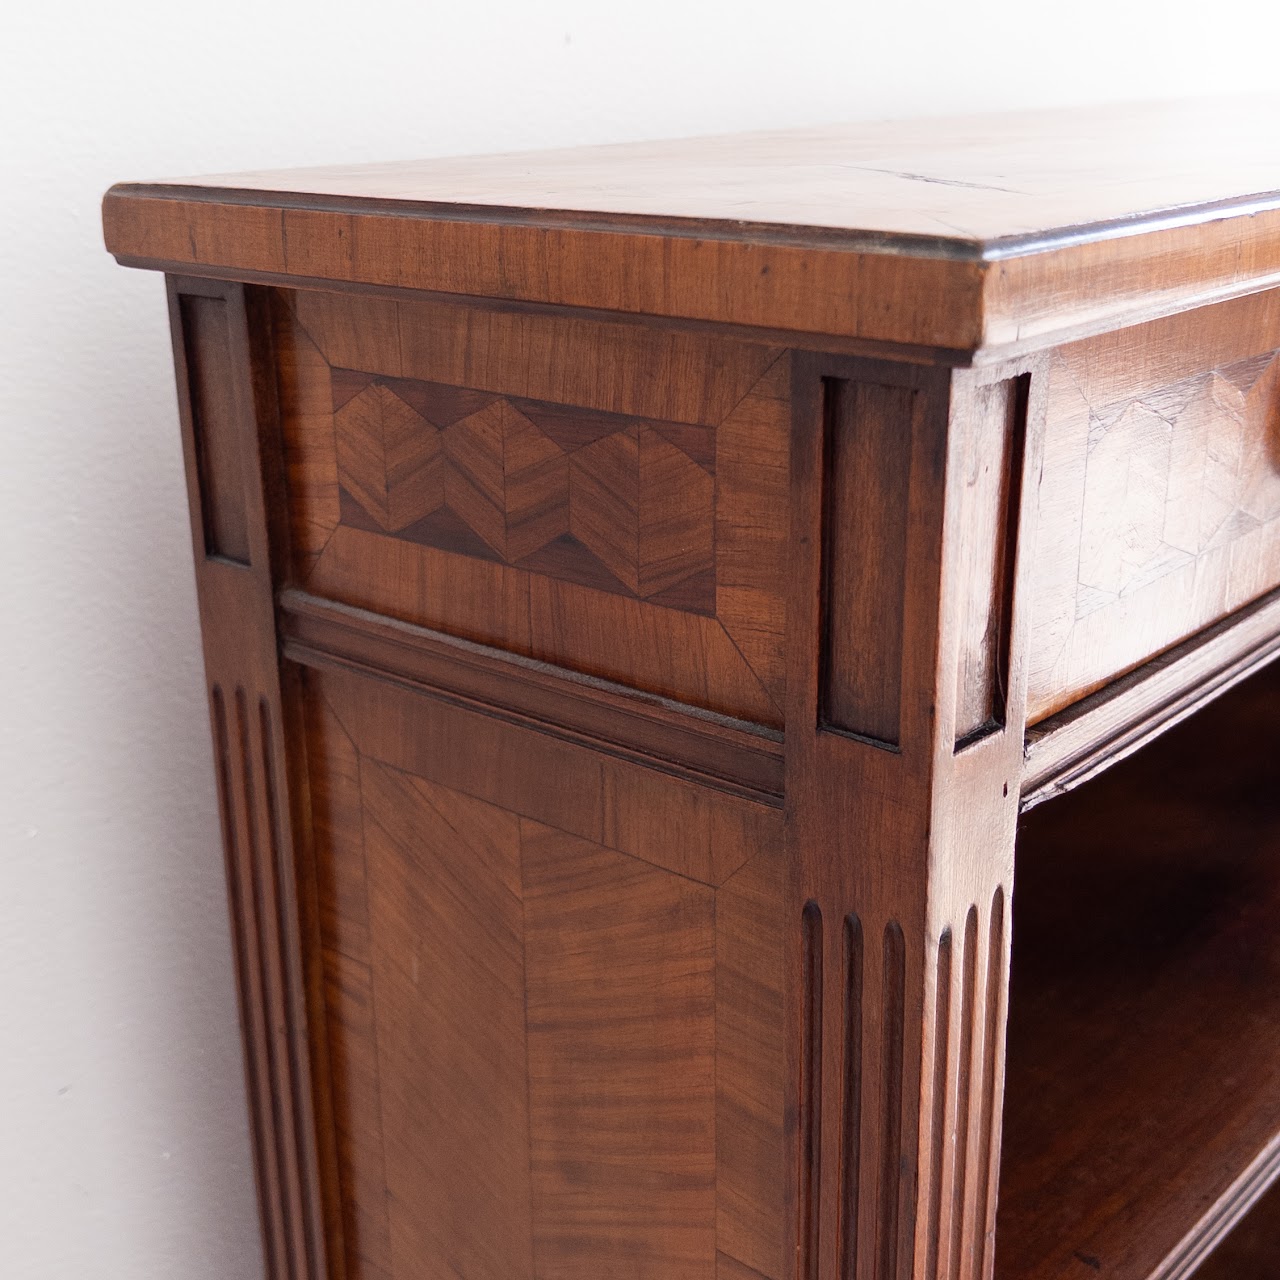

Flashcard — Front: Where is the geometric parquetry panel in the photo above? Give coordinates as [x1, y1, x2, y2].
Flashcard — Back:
[1027, 313, 1280, 724]
[275, 288, 792, 725]
[333, 369, 717, 614]
[1075, 351, 1280, 617]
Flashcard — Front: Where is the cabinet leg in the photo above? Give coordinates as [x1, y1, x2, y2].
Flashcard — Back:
[785, 354, 1042, 1279]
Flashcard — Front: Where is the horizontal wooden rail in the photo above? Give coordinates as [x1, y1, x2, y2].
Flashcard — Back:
[277, 588, 784, 805]
[1022, 587, 1280, 810]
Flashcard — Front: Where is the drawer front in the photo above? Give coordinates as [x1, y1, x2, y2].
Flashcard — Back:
[273, 288, 790, 727]
[1027, 291, 1280, 724]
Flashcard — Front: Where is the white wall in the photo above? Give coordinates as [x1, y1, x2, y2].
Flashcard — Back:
[2, 2, 1277, 1276]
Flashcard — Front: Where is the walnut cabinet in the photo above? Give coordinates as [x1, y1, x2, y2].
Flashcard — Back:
[104, 99, 1280, 1280]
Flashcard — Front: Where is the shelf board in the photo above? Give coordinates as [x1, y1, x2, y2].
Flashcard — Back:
[996, 662, 1280, 1280]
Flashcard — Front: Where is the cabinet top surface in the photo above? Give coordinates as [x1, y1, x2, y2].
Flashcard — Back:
[113, 98, 1280, 250]
[103, 97, 1280, 355]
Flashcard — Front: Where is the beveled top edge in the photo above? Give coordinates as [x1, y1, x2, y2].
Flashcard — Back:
[103, 180, 1280, 264]
[105, 97, 1280, 260]
[104, 182, 987, 260]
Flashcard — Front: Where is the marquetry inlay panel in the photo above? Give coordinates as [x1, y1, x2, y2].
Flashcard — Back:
[1072, 352, 1280, 611]
[1027, 293, 1280, 723]
[331, 369, 717, 611]
[273, 289, 791, 726]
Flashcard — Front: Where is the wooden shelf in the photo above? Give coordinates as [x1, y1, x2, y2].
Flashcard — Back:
[995, 662, 1280, 1280]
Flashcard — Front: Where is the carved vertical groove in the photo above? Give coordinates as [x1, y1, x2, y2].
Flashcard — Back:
[878, 921, 906, 1280]
[241, 685, 310, 1280]
[801, 901, 824, 1280]
[947, 907, 980, 1280]
[207, 681, 322, 1280]
[235, 687, 298, 1280]
[259, 695, 322, 1280]
[924, 929, 954, 1280]
[973, 888, 1007, 1280]
[213, 683, 290, 1280]
[840, 914, 865, 1279]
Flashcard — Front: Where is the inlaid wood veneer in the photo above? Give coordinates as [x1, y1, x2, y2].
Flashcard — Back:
[106, 97, 1280, 1280]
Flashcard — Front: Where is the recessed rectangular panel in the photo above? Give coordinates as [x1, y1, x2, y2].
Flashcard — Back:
[179, 293, 252, 564]
[953, 375, 1027, 745]
[820, 378, 917, 746]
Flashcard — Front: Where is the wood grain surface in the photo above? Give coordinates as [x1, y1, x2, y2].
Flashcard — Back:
[274, 287, 791, 727]
[165, 277, 330, 1280]
[783, 351, 1043, 1280]
[107, 99, 1280, 242]
[301, 663, 785, 1280]
[102, 99, 1280, 353]
[111, 99, 1280, 1280]
[1027, 289, 1280, 723]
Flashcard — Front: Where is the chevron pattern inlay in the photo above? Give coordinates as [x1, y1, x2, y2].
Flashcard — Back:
[332, 369, 717, 612]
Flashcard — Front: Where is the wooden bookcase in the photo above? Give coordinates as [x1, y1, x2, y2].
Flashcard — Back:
[103, 99, 1280, 1280]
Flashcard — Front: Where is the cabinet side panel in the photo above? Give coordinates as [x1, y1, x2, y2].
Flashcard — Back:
[716, 847, 787, 1280]
[299, 663, 785, 1280]
[362, 763, 535, 1280]
[523, 822, 718, 1278]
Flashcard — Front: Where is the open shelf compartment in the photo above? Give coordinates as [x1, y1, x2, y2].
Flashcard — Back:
[995, 659, 1280, 1280]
